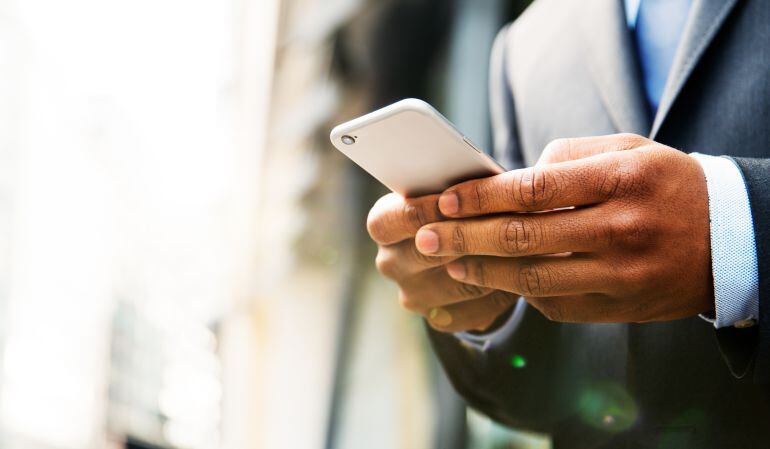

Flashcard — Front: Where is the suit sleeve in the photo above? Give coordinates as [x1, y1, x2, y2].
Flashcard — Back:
[730, 157, 770, 383]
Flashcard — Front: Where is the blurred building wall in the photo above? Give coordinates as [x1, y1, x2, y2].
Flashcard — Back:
[0, 0, 275, 448]
[219, 0, 282, 448]
[245, 0, 437, 447]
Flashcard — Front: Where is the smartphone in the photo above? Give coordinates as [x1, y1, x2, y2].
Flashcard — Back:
[330, 98, 505, 197]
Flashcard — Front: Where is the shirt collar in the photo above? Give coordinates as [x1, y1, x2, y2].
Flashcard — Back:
[624, 0, 642, 28]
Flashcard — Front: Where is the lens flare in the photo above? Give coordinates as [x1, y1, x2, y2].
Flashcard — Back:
[577, 382, 638, 433]
[509, 355, 527, 369]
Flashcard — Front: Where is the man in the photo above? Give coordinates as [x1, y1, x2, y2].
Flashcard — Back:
[366, 0, 770, 447]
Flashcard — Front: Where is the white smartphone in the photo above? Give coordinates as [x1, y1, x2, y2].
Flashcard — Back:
[330, 98, 505, 197]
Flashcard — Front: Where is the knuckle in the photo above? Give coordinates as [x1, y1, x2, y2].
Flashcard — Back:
[594, 162, 625, 199]
[609, 211, 653, 249]
[367, 195, 399, 242]
[468, 259, 487, 286]
[516, 263, 554, 297]
[456, 281, 487, 299]
[366, 210, 387, 242]
[367, 197, 437, 244]
[618, 265, 653, 297]
[594, 217, 617, 247]
[412, 244, 439, 267]
[470, 182, 492, 213]
[451, 224, 467, 253]
[515, 167, 559, 209]
[598, 156, 647, 200]
[542, 138, 572, 162]
[402, 200, 429, 231]
[620, 155, 645, 183]
[615, 133, 649, 149]
[374, 251, 399, 279]
[499, 218, 540, 254]
[397, 290, 422, 313]
[454, 258, 487, 285]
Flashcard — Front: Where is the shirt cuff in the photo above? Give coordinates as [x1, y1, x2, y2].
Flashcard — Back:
[690, 153, 760, 329]
[454, 297, 527, 350]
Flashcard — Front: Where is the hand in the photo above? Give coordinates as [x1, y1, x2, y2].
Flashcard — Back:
[367, 193, 518, 332]
[415, 134, 714, 323]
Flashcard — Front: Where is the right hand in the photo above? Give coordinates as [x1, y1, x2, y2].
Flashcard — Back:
[367, 192, 518, 333]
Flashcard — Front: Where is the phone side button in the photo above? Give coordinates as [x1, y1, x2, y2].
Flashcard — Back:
[463, 136, 483, 153]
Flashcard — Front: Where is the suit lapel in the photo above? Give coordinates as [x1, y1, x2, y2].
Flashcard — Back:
[578, 0, 650, 136]
[650, 0, 743, 138]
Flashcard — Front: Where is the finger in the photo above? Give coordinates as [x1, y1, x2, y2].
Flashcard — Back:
[445, 255, 611, 297]
[375, 240, 456, 279]
[399, 268, 493, 313]
[415, 208, 611, 257]
[527, 294, 619, 323]
[538, 133, 650, 165]
[426, 291, 518, 333]
[367, 192, 444, 245]
[438, 150, 635, 217]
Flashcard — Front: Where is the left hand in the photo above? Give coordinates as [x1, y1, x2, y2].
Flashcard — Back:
[415, 134, 714, 324]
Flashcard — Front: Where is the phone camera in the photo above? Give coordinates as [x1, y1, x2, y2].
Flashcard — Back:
[341, 135, 356, 145]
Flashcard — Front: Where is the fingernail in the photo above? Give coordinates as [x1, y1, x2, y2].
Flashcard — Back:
[429, 307, 453, 327]
[446, 261, 466, 280]
[415, 229, 440, 254]
[439, 192, 459, 216]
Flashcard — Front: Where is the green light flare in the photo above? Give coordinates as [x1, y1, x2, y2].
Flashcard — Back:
[576, 382, 639, 433]
[509, 354, 527, 369]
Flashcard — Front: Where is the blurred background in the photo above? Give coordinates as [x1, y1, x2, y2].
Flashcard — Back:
[0, 0, 548, 448]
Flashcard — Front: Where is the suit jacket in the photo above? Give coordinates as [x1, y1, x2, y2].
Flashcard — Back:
[428, 0, 770, 448]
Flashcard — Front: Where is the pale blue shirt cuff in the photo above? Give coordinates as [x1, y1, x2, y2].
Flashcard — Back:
[454, 297, 527, 350]
[690, 153, 760, 329]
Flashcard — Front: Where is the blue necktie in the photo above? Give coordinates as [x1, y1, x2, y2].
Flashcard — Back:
[632, 0, 693, 114]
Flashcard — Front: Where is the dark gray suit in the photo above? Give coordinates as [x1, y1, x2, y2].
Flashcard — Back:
[428, 0, 770, 447]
